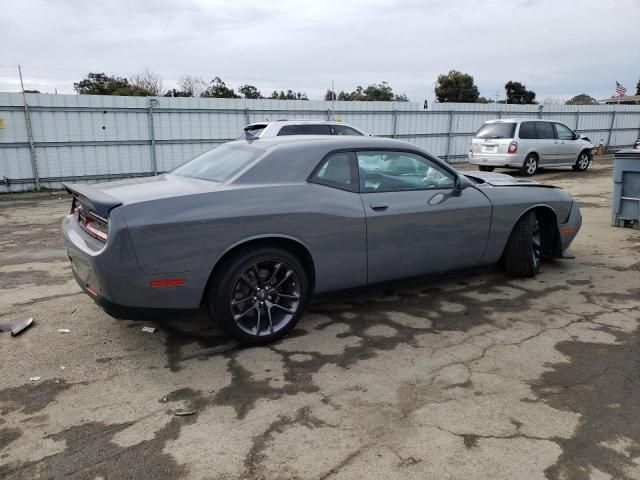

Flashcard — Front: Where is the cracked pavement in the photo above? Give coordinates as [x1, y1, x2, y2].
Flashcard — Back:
[1, 157, 639, 479]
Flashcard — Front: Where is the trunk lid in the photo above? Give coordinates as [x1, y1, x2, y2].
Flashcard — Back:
[64, 174, 219, 215]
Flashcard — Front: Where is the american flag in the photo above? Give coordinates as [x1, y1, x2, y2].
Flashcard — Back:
[615, 81, 627, 96]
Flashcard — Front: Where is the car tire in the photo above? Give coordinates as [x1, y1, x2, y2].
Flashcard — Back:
[520, 154, 538, 176]
[208, 247, 309, 345]
[572, 151, 591, 172]
[478, 166, 495, 172]
[503, 211, 541, 278]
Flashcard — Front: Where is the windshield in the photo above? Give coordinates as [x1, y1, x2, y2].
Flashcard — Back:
[475, 122, 517, 139]
[171, 145, 262, 182]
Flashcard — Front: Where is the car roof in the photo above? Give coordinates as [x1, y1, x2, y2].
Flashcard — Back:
[484, 118, 550, 124]
[246, 120, 353, 128]
[227, 135, 420, 151]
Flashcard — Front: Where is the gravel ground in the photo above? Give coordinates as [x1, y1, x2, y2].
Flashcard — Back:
[1, 157, 639, 480]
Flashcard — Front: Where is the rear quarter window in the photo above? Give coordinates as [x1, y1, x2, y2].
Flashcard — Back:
[518, 122, 537, 139]
[277, 124, 333, 136]
[474, 122, 516, 139]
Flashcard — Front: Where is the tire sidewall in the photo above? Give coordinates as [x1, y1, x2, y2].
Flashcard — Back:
[575, 151, 590, 171]
[521, 155, 538, 176]
[209, 247, 309, 345]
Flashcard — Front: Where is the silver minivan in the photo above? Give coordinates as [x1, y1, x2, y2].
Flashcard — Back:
[468, 119, 594, 176]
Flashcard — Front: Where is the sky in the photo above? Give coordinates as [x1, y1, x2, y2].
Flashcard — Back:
[1, 0, 639, 103]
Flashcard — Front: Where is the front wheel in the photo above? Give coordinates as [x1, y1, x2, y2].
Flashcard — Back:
[520, 155, 538, 176]
[572, 151, 591, 171]
[503, 211, 541, 278]
[478, 165, 495, 172]
[208, 247, 308, 345]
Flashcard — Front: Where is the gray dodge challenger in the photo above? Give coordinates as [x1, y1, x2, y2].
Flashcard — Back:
[62, 136, 582, 344]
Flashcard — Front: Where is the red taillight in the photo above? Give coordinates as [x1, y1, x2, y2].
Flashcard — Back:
[86, 284, 99, 296]
[150, 279, 186, 287]
[75, 202, 108, 242]
[84, 220, 108, 241]
[508, 141, 518, 154]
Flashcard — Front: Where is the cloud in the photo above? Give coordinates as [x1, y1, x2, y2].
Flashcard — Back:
[0, 0, 638, 101]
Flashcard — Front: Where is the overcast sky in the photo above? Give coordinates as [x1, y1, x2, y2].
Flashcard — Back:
[1, 0, 638, 103]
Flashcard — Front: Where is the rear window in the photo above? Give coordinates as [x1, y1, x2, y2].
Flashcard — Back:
[171, 145, 261, 182]
[474, 122, 516, 139]
[277, 124, 333, 136]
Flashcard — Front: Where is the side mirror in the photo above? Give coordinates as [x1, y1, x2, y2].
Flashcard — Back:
[454, 174, 472, 194]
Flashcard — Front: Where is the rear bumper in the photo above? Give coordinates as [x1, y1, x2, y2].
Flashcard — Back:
[62, 213, 209, 319]
[468, 152, 525, 167]
[558, 200, 582, 253]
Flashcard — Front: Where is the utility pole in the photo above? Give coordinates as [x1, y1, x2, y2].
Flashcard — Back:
[331, 80, 335, 120]
[19, 65, 39, 189]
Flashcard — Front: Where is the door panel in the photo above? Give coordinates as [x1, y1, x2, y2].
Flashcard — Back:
[553, 123, 580, 164]
[535, 122, 558, 165]
[361, 187, 492, 284]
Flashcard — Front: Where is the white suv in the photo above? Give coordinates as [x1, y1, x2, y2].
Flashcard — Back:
[243, 120, 366, 138]
[468, 119, 594, 176]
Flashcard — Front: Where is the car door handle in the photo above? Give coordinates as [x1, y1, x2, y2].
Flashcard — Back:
[370, 203, 388, 211]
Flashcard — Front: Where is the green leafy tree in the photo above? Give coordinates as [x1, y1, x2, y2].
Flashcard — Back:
[202, 77, 240, 98]
[435, 70, 479, 103]
[164, 88, 192, 97]
[74, 73, 132, 95]
[239, 84, 263, 99]
[565, 94, 598, 105]
[327, 82, 408, 101]
[268, 89, 308, 100]
[504, 81, 537, 104]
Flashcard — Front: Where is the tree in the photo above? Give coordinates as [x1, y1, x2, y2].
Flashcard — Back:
[435, 70, 479, 103]
[74, 72, 131, 95]
[73, 72, 154, 96]
[504, 81, 537, 104]
[239, 84, 263, 99]
[268, 89, 308, 100]
[177, 75, 207, 97]
[201, 77, 240, 98]
[325, 82, 409, 102]
[565, 94, 597, 105]
[130, 69, 163, 96]
[636, 79, 640, 96]
[164, 88, 192, 98]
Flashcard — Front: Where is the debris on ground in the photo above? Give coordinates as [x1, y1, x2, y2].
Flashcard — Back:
[0, 317, 34, 336]
[141, 326, 157, 333]
[174, 409, 197, 416]
[57, 328, 71, 334]
[30, 376, 41, 381]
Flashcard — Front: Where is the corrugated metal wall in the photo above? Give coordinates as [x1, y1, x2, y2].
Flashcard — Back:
[1, 92, 639, 192]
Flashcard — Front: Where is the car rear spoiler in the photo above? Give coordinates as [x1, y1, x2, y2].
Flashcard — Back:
[63, 182, 122, 218]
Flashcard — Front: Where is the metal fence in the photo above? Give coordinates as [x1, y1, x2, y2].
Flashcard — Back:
[1, 92, 639, 192]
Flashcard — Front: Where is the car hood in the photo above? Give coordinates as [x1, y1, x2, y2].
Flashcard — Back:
[464, 171, 555, 188]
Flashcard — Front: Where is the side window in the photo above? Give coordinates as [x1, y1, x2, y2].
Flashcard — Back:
[332, 125, 364, 136]
[554, 123, 575, 140]
[277, 124, 332, 136]
[357, 151, 455, 192]
[536, 122, 555, 140]
[518, 122, 537, 139]
[309, 152, 357, 192]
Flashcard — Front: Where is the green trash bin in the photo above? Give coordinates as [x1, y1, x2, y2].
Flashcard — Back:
[612, 149, 640, 229]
